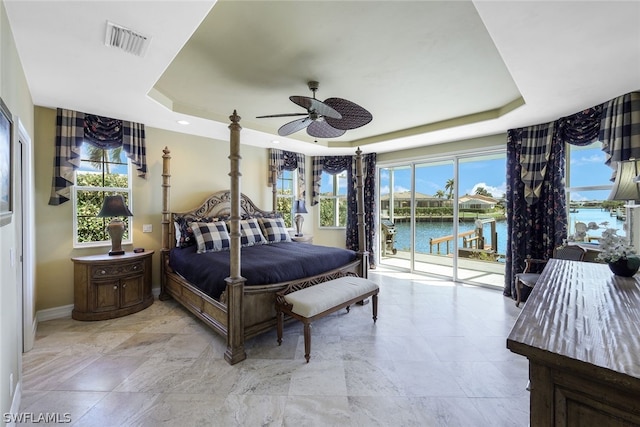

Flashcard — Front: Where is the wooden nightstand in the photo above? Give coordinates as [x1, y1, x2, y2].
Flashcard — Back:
[72, 250, 154, 321]
[291, 235, 313, 244]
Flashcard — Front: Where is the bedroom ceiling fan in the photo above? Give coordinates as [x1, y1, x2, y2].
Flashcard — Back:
[256, 81, 373, 138]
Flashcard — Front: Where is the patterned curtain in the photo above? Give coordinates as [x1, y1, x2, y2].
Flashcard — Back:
[48, 108, 147, 205]
[600, 92, 640, 178]
[503, 96, 633, 300]
[269, 148, 306, 199]
[346, 153, 377, 268]
[313, 154, 376, 268]
[504, 127, 567, 300]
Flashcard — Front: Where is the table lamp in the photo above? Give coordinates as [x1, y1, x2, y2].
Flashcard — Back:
[97, 195, 133, 255]
[293, 199, 308, 237]
[608, 159, 640, 251]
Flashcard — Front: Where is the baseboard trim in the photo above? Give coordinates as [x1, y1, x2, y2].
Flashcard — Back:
[7, 380, 22, 427]
[36, 304, 73, 322]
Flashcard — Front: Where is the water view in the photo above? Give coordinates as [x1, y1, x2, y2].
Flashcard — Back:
[389, 208, 625, 258]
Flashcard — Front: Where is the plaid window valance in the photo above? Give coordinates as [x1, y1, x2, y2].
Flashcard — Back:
[48, 108, 147, 206]
[311, 155, 353, 206]
[269, 148, 305, 200]
[512, 91, 639, 205]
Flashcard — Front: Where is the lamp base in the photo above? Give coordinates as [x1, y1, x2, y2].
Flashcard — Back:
[108, 250, 125, 256]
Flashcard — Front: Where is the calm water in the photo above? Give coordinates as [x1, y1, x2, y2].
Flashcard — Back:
[389, 208, 624, 256]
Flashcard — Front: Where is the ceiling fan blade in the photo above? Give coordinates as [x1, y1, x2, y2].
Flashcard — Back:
[278, 117, 312, 136]
[323, 97, 373, 130]
[256, 113, 309, 119]
[307, 120, 347, 139]
[290, 96, 342, 119]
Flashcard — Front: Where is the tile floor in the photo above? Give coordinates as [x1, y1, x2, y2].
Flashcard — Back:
[19, 268, 530, 426]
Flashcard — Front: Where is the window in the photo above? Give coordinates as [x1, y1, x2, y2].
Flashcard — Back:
[73, 144, 132, 247]
[319, 171, 348, 228]
[566, 141, 622, 239]
[276, 169, 295, 227]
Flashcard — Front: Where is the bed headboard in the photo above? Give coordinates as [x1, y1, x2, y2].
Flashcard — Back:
[168, 190, 275, 249]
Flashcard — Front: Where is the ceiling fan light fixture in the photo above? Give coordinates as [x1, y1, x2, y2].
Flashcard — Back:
[258, 81, 372, 138]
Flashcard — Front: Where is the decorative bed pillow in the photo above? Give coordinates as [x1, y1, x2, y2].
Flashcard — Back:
[239, 218, 268, 247]
[174, 215, 229, 248]
[258, 217, 292, 243]
[190, 221, 231, 253]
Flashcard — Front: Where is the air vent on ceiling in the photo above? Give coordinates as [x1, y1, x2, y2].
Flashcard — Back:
[105, 21, 150, 57]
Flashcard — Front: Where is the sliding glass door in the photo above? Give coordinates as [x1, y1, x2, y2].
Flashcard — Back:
[377, 150, 506, 288]
[413, 160, 455, 277]
[379, 165, 412, 270]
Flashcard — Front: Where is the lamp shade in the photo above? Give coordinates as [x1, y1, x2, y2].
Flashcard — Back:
[608, 160, 640, 201]
[293, 199, 308, 214]
[97, 195, 133, 217]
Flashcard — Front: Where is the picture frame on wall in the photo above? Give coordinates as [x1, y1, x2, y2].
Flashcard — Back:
[0, 96, 13, 227]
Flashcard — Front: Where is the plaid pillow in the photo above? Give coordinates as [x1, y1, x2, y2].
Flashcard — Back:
[258, 217, 292, 243]
[174, 215, 229, 248]
[190, 221, 231, 253]
[239, 218, 267, 247]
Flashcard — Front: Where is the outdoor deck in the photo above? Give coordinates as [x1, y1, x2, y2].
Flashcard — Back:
[379, 249, 505, 289]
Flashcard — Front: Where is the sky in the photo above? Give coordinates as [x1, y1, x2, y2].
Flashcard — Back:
[379, 143, 615, 202]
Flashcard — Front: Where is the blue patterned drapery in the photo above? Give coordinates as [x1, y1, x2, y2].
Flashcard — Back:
[504, 128, 567, 300]
[269, 148, 306, 199]
[48, 108, 147, 205]
[346, 153, 376, 268]
[504, 91, 640, 300]
[312, 154, 377, 268]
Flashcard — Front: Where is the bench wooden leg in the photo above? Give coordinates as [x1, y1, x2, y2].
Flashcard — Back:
[303, 322, 311, 363]
[372, 293, 378, 323]
[276, 310, 283, 346]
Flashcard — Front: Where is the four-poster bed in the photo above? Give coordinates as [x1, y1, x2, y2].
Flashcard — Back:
[160, 111, 369, 364]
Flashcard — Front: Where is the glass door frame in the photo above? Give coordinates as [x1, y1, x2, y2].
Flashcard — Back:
[376, 146, 506, 285]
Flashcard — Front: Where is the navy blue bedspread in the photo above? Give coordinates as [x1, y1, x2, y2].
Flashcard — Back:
[169, 242, 358, 299]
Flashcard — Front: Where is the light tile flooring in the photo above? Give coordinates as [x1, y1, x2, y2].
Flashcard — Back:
[19, 268, 529, 426]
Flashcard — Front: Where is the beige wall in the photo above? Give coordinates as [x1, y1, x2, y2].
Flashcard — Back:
[1, 0, 35, 418]
[33, 107, 275, 312]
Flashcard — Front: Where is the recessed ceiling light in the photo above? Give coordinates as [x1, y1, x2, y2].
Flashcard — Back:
[177, 120, 190, 125]
[271, 140, 280, 144]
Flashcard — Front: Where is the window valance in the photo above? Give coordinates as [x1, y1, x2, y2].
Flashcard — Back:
[269, 148, 305, 199]
[48, 108, 147, 206]
[514, 91, 639, 205]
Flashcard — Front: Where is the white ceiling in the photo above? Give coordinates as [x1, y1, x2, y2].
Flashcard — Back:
[4, 1, 640, 156]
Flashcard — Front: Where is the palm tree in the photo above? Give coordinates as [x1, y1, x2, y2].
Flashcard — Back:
[475, 187, 493, 197]
[444, 178, 454, 199]
[434, 190, 445, 199]
[86, 145, 123, 174]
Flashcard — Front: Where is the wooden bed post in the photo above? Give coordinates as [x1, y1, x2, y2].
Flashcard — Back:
[159, 146, 171, 301]
[224, 110, 247, 365]
[355, 147, 369, 278]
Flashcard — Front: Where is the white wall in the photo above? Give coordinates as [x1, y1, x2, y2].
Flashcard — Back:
[1, 0, 35, 420]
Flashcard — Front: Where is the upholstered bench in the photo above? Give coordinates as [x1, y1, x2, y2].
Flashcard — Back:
[275, 275, 379, 362]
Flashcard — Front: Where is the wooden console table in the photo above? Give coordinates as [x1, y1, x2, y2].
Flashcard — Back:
[507, 259, 640, 426]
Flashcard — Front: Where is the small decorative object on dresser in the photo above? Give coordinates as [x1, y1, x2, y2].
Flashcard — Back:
[72, 250, 154, 320]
